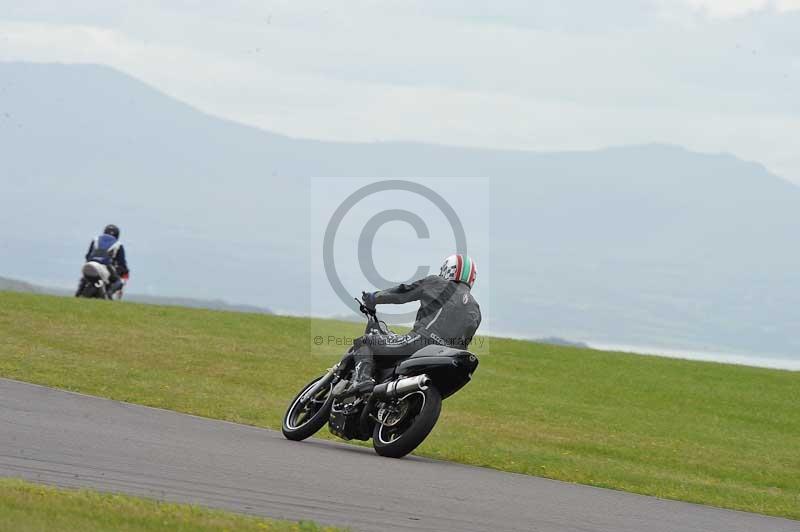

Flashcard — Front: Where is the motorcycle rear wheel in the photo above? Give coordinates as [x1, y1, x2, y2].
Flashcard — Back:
[282, 375, 334, 441]
[372, 385, 441, 458]
[79, 282, 100, 299]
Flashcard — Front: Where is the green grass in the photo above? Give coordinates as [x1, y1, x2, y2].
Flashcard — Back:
[1, 292, 799, 520]
[0, 478, 343, 531]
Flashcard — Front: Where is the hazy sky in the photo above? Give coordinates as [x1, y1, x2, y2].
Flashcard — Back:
[1, 1, 798, 182]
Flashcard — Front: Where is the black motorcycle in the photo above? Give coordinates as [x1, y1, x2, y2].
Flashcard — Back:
[77, 261, 114, 299]
[282, 299, 479, 458]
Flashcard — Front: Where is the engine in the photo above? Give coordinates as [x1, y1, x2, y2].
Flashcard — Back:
[329, 395, 367, 440]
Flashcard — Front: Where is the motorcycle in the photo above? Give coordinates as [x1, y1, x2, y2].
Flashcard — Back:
[77, 261, 114, 299]
[282, 299, 479, 458]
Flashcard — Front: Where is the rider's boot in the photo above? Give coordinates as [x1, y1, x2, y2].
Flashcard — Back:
[108, 279, 124, 298]
[345, 360, 375, 395]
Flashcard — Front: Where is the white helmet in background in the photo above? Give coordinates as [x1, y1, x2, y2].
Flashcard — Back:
[439, 254, 477, 288]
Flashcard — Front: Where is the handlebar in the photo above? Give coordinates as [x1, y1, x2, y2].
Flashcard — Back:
[354, 297, 376, 318]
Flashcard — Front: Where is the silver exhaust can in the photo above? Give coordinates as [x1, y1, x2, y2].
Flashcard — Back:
[373, 374, 430, 400]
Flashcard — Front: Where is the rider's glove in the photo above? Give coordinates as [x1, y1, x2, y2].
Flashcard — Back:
[361, 291, 377, 310]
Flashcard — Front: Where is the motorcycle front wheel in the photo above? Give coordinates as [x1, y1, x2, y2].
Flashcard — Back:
[372, 385, 441, 458]
[282, 375, 334, 441]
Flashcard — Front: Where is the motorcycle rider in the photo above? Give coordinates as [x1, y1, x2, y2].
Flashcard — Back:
[346, 254, 481, 395]
[75, 224, 130, 298]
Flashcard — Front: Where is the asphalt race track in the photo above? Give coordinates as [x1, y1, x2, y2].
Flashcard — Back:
[0, 378, 796, 532]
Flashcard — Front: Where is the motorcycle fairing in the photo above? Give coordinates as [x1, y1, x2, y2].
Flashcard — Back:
[396, 344, 479, 399]
[82, 261, 111, 283]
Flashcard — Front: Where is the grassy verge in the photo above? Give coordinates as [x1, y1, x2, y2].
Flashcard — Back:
[0, 292, 798, 520]
[0, 478, 342, 531]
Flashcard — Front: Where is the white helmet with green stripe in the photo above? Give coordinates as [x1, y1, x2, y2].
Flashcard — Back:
[439, 254, 477, 288]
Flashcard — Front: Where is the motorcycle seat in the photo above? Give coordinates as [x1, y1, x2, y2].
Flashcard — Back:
[407, 344, 466, 358]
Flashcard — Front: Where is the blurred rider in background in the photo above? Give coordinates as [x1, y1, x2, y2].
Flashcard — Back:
[75, 224, 130, 298]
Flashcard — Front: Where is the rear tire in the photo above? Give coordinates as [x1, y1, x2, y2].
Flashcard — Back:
[372, 385, 442, 458]
[80, 283, 98, 299]
[282, 376, 334, 441]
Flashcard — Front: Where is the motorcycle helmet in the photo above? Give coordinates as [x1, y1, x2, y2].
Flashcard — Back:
[104, 224, 120, 239]
[439, 254, 477, 288]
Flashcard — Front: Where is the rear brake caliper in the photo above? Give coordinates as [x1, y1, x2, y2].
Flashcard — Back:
[376, 401, 408, 427]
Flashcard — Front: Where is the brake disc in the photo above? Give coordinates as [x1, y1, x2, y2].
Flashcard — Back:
[378, 400, 410, 427]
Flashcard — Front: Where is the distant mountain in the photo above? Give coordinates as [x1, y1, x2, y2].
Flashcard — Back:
[2, 62, 799, 358]
[123, 295, 272, 314]
[0, 276, 272, 315]
[0, 276, 44, 294]
[534, 337, 591, 349]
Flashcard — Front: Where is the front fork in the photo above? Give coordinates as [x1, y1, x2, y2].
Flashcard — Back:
[299, 363, 339, 404]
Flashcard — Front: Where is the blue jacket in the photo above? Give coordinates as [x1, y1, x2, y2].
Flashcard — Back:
[85, 235, 129, 275]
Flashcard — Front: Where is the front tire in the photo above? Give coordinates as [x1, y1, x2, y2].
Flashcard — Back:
[282, 375, 334, 441]
[372, 385, 442, 458]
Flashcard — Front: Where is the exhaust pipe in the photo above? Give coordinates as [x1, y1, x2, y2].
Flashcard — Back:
[372, 374, 430, 400]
